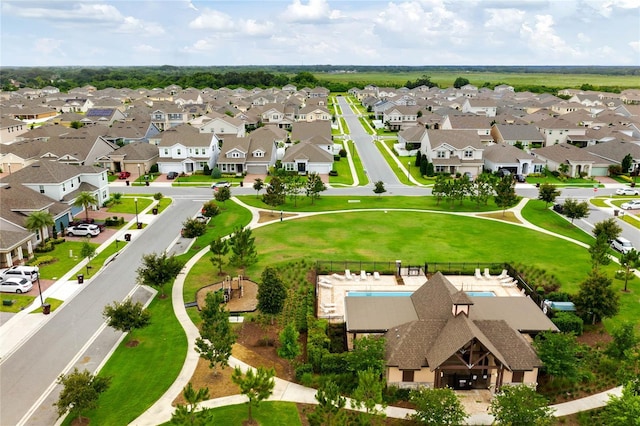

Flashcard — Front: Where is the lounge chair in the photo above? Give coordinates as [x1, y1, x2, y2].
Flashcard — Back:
[332, 273, 345, 281]
[345, 269, 353, 280]
[319, 282, 333, 289]
[502, 280, 516, 287]
[497, 269, 508, 279]
[360, 270, 367, 280]
[373, 271, 381, 280]
[483, 268, 491, 279]
[475, 268, 482, 279]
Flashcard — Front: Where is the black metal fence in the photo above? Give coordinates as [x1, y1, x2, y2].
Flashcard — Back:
[315, 260, 508, 277]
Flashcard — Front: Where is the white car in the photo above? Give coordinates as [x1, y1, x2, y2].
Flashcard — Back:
[616, 187, 639, 196]
[211, 181, 231, 189]
[1, 277, 33, 294]
[0, 265, 39, 282]
[66, 224, 100, 237]
[621, 200, 640, 210]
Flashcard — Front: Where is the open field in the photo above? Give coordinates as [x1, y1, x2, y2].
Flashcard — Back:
[315, 71, 640, 90]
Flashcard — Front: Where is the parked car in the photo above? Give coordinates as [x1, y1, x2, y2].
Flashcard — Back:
[0, 277, 33, 294]
[497, 168, 511, 177]
[66, 224, 101, 237]
[515, 174, 526, 183]
[0, 265, 39, 282]
[69, 219, 105, 232]
[167, 171, 179, 179]
[552, 203, 564, 214]
[118, 171, 131, 180]
[211, 181, 231, 189]
[616, 187, 640, 196]
[621, 200, 640, 210]
[611, 236, 635, 254]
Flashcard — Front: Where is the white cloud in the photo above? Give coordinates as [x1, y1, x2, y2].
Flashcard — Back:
[520, 15, 580, 58]
[577, 33, 591, 43]
[281, 0, 337, 23]
[184, 0, 199, 12]
[238, 19, 275, 37]
[117, 16, 165, 36]
[33, 37, 65, 56]
[134, 44, 161, 53]
[189, 9, 235, 31]
[630, 40, 640, 52]
[484, 8, 525, 31]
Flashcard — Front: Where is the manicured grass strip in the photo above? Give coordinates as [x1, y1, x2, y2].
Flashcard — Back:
[620, 214, 640, 229]
[107, 197, 153, 214]
[158, 401, 302, 426]
[376, 139, 415, 186]
[348, 140, 368, 185]
[590, 197, 609, 208]
[358, 117, 375, 134]
[27, 297, 63, 314]
[36, 241, 99, 280]
[237, 194, 503, 213]
[520, 199, 594, 246]
[0, 293, 35, 313]
[63, 296, 187, 425]
[329, 153, 354, 186]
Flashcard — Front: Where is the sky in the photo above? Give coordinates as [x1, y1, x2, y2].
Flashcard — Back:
[1, 0, 639, 67]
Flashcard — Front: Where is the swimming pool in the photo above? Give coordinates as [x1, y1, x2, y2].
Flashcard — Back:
[465, 291, 496, 297]
[347, 291, 413, 297]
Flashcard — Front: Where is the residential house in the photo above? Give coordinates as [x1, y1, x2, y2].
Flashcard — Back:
[198, 114, 247, 137]
[0, 117, 28, 145]
[584, 140, 640, 175]
[490, 124, 545, 149]
[216, 129, 278, 175]
[461, 99, 497, 117]
[440, 115, 494, 143]
[420, 130, 484, 176]
[297, 105, 332, 122]
[532, 143, 597, 177]
[281, 141, 333, 174]
[345, 272, 555, 391]
[383, 105, 420, 131]
[81, 108, 126, 126]
[96, 142, 159, 176]
[150, 103, 189, 131]
[102, 115, 162, 146]
[483, 143, 544, 175]
[155, 124, 220, 175]
[535, 117, 587, 146]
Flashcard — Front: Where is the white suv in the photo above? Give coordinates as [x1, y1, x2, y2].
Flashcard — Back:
[66, 224, 100, 237]
[611, 237, 635, 254]
[0, 265, 40, 282]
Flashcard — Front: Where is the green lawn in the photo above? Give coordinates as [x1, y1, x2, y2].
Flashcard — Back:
[520, 199, 594, 245]
[159, 401, 302, 426]
[358, 116, 375, 134]
[107, 197, 153, 214]
[36, 241, 99, 280]
[339, 117, 349, 134]
[329, 154, 354, 186]
[63, 296, 187, 425]
[348, 140, 368, 185]
[525, 175, 601, 187]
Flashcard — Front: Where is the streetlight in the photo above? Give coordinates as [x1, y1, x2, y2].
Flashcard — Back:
[137, 163, 141, 183]
[407, 161, 411, 181]
[36, 276, 44, 306]
[134, 197, 140, 229]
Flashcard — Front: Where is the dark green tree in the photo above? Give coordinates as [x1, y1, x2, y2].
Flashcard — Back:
[278, 322, 301, 360]
[228, 226, 258, 268]
[622, 153, 633, 173]
[347, 336, 386, 377]
[592, 218, 622, 243]
[574, 270, 620, 324]
[432, 174, 448, 205]
[253, 178, 265, 198]
[489, 384, 554, 426]
[606, 321, 638, 360]
[620, 249, 640, 292]
[453, 77, 470, 88]
[262, 176, 285, 210]
[194, 291, 236, 372]
[494, 175, 518, 215]
[54, 368, 111, 424]
[533, 331, 580, 382]
[307, 380, 348, 426]
[171, 382, 213, 425]
[257, 266, 287, 319]
[209, 237, 229, 275]
[136, 252, 185, 298]
[410, 387, 468, 426]
[373, 180, 386, 197]
[284, 175, 304, 207]
[306, 172, 326, 204]
[563, 198, 590, 223]
[201, 200, 219, 217]
[102, 299, 151, 333]
[231, 366, 276, 424]
[538, 183, 561, 207]
[214, 186, 231, 204]
[589, 233, 612, 272]
[600, 379, 640, 425]
[181, 217, 207, 238]
[350, 368, 386, 423]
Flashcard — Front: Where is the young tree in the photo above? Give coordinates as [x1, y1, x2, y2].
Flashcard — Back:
[54, 368, 111, 424]
[620, 249, 640, 292]
[201, 200, 219, 217]
[262, 175, 285, 210]
[194, 291, 236, 373]
[533, 331, 580, 382]
[606, 321, 638, 360]
[538, 183, 561, 207]
[432, 174, 448, 205]
[231, 366, 276, 423]
[284, 175, 304, 207]
[171, 382, 213, 426]
[214, 186, 231, 204]
[136, 252, 185, 298]
[573, 270, 620, 325]
[181, 217, 207, 238]
[347, 336, 386, 377]
[350, 368, 386, 422]
[563, 198, 590, 223]
[102, 299, 151, 334]
[307, 380, 347, 426]
[589, 233, 612, 272]
[600, 379, 640, 425]
[489, 384, 554, 426]
[80, 239, 97, 272]
[209, 237, 229, 275]
[257, 266, 287, 320]
[253, 177, 265, 198]
[306, 172, 327, 204]
[373, 180, 386, 197]
[494, 175, 518, 215]
[622, 153, 634, 173]
[592, 218, 622, 243]
[25, 210, 54, 242]
[228, 226, 258, 268]
[73, 191, 98, 222]
[277, 322, 301, 360]
[410, 387, 468, 426]
[470, 174, 495, 206]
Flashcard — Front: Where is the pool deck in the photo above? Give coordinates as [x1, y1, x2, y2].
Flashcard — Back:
[317, 270, 525, 320]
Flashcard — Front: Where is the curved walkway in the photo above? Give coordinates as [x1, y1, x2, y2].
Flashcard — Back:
[131, 197, 622, 425]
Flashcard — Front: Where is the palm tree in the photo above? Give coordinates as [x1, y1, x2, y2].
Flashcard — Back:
[73, 192, 98, 222]
[25, 211, 54, 242]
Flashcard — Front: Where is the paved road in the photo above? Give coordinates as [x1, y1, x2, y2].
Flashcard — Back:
[0, 198, 202, 426]
[337, 95, 401, 187]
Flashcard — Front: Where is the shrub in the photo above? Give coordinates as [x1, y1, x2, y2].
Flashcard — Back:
[210, 167, 222, 179]
[149, 164, 158, 173]
[295, 363, 313, 380]
[35, 242, 55, 253]
[552, 312, 584, 335]
[320, 353, 349, 374]
[181, 218, 206, 238]
[28, 255, 57, 266]
[333, 155, 341, 161]
[339, 148, 347, 157]
[201, 201, 220, 217]
[153, 192, 164, 200]
[328, 170, 338, 176]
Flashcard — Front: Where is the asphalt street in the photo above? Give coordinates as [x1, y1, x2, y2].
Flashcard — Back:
[0, 198, 202, 426]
